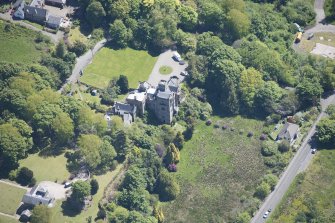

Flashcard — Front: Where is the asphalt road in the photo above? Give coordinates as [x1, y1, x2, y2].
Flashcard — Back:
[58, 38, 107, 93]
[251, 94, 335, 223]
[305, 0, 335, 34]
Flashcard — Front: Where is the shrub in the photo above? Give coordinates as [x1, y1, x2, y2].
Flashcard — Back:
[254, 182, 271, 200]
[261, 141, 278, 156]
[90, 179, 99, 195]
[278, 140, 290, 152]
[239, 129, 244, 135]
[262, 174, 279, 190]
[16, 167, 34, 186]
[259, 134, 267, 141]
[173, 132, 184, 149]
[155, 144, 165, 158]
[206, 119, 212, 126]
[167, 163, 177, 172]
[69, 40, 87, 56]
[157, 170, 180, 201]
[8, 169, 18, 181]
[247, 132, 254, 137]
[222, 125, 229, 130]
[31, 205, 51, 223]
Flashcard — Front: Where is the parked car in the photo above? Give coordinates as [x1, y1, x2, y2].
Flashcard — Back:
[173, 52, 181, 62]
[311, 148, 317, 154]
[263, 211, 269, 219]
[307, 33, 314, 40]
[180, 71, 188, 76]
[179, 60, 186, 65]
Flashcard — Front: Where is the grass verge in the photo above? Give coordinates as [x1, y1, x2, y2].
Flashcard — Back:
[81, 47, 158, 89]
[0, 182, 26, 215]
[0, 215, 18, 223]
[159, 66, 173, 75]
[269, 149, 335, 222]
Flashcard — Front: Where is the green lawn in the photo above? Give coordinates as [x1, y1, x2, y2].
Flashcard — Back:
[81, 47, 158, 89]
[0, 215, 18, 223]
[19, 153, 70, 183]
[163, 116, 268, 222]
[51, 165, 122, 223]
[269, 149, 335, 223]
[0, 182, 26, 215]
[0, 20, 46, 64]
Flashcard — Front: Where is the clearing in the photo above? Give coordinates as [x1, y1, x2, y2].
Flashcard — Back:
[51, 165, 122, 223]
[0, 20, 47, 64]
[81, 47, 158, 89]
[19, 153, 70, 183]
[0, 182, 26, 215]
[299, 32, 335, 53]
[269, 149, 335, 223]
[163, 116, 269, 222]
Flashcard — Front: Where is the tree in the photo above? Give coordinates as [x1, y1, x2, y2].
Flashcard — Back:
[278, 139, 290, 153]
[174, 29, 197, 53]
[164, 143, 180, 164]
[52, 112, 74, 145]
[296, 78, 323, 107]
[254, 81, 283, 116]
[117, 75, 129, 94]
[55, 41, 66, 58]
[254, 182, 271, 200]
[261, 140, 278, 156]
[226, 9, 250, 40]
[122, 166, 146, 190]
[262, 174, 279, 190]
[31, 205, 51, 223]
[71, 180, 91, 207]
[157, 170, 180, 201]
[153, 206, 165, 223]
[239, 68, 264, 111]
[0, 123, 32, 170]
[112, 130, 130, 156]
[173, 132, 184, 149]
[196, 32, 224, 57]
[90, 179, 99, 195]
[70, 40, 87, 56]
[316, 118, 335, 145]
[86, 1, 106, 27]
[117, 188, 150, 213]
[17, 167, 34, 186]
[110, 19, 132, 48]
[177, 5, 198, 30]
[99, 139, 117, 171]
[78, 134, 103, 170]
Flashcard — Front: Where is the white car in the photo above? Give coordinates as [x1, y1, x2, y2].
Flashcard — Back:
[311, 148, 317, 154]
[263, 211, 269, 219]
[173, 52, 182, 62]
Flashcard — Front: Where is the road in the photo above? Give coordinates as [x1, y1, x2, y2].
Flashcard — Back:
[0, 12, 63, 43]
[251, 94, 335, 223]
[305, 0, 335, 34]
[58, 38, 107, 93]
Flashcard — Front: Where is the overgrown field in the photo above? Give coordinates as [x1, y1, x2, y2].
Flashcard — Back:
[19, 153, 70, 183]
[269, 149, 335, 223]
[0, 20, 47, 64]
[0, 182, 26, 215]
[81, 47, 158, 89]
[0, 215, 18, 223]
[163, 116, 269, 222]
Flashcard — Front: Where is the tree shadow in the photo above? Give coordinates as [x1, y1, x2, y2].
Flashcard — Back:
[61, 199, 82, 217]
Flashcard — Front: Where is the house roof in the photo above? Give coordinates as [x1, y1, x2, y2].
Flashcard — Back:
[13, 0, 24, 9]
[47, 15, 62, 26]
[157, 91, 172, 99]
[113, 102, 136, 114]
[24, 6, 48, 18]
[45, 0, 65, 4]
[147, 88, 156, 95]
[127, 92, 146, 102]
[278, 122, 299, 140]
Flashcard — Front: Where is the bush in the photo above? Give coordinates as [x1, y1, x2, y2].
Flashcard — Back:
[157, 170, 180, 201]
[155, 144, 165, 158]
[167, 163, 177, 172]
[262, 174, 279, 190]
[261, 141, 278, 156]
[222, 125, 229, 130]
[69, 40, 87, 56]
[8, 169, 18, 181]
[90, 179, 99, 195]
[247, 132, 254, 137]
[31, 205, 51, 223]
[254, 182, 271, 200]
[16, 167, 34, 186]
[278, 140, 290, 153]
[259, 134, 267, 141]
[205, 119, 212, 126]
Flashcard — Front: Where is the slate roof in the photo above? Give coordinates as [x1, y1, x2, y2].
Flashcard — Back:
[45, 0, 65, 4]
[278, 122, 299, 140]
[24, 5, 48, 18]
[47, 15, 62, 26]
[156, 91, 171, 99]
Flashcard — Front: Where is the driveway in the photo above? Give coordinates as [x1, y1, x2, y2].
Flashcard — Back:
[147, 50, 188, 86]
[251, 94, 335, 223]
[39, 181, 69, 200]
[58, 38, 107, 93]
[305, 0, 335, 34]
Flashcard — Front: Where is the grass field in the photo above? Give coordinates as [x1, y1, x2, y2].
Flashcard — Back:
[269, 149, 335, 223]
[69, 27, 88, 44]
[0, 182, 26, 215]
[163, 116, 269, 222]
[0, 215, 18, 223]
[81, 47, 158, 89]
[19, 153, 70, 183]
[0, 20, 46, 64]
[51, 165, 122, 223]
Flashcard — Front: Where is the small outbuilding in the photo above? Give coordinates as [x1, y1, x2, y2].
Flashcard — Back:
[45, 0, 66, 8]
[46, 15, 62, 29]
[20, 209, 32, 222]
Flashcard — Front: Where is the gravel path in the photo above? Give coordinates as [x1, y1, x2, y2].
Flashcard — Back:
[147, 50, 188, 86]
